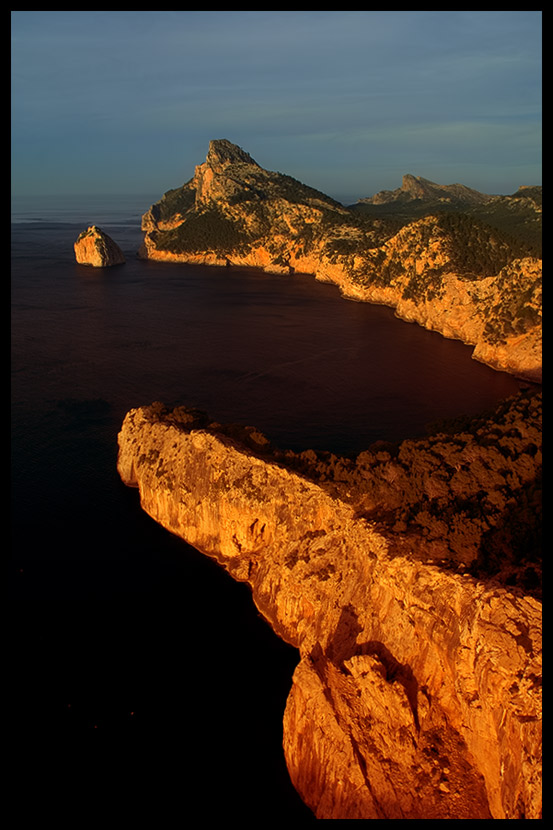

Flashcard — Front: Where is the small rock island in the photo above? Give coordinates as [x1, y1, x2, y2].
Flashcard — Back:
[74, 225, 125, 267]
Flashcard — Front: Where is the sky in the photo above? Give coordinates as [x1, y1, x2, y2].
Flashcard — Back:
[11, 10, 542, 204]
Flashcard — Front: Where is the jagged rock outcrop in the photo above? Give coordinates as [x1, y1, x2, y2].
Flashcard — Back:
[138, 140, 542, 382]
[74, 225, 126, 267]
[116, 398, 542, 820]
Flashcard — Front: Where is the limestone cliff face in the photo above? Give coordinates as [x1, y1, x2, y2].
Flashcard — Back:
[74, 226, 126, 267]
[138, 141, 541, 382]
[116, 402, 542, 820]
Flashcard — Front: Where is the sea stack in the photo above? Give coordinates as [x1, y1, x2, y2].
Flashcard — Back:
[74, 225, 126, 267]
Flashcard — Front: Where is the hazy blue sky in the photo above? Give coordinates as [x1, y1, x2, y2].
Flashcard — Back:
[11, 10, 541, 203]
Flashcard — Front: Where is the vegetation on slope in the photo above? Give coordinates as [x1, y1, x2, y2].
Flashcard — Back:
[145, 388, 542, 599]
[151, 204, 253, 255]
[330, 212, 539, 317]
[273, 388, 542, 597]
[480, 260, 542, 346]
[352, 188, 542, 256]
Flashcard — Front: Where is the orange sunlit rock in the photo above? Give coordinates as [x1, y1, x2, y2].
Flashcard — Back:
[117, 401, 542, 819]
[74, 225, 126, 268]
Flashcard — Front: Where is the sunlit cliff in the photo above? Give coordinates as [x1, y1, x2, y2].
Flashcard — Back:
[117, 392, 542, 819]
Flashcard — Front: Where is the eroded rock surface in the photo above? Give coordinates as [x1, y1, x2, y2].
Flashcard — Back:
[117, 398, 542, 819]
[74, 225, 126, 267]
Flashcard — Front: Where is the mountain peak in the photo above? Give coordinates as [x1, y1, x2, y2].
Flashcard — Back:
[361, 174, 493, 207]
[206, 139, 260, 168]
[400, 174, 439, 198]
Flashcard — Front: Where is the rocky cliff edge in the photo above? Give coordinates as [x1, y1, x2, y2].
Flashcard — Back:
[117, 396, 542, 819]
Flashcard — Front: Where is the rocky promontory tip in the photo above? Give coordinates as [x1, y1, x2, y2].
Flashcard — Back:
[74, 225, 126, 267]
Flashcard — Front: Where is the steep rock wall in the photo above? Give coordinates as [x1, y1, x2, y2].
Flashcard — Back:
[116, 405, 542, 819]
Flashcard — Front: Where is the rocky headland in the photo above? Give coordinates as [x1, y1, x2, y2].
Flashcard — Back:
[74, 225, 125, 267]
[117, 389, 542, 819]
[138, 139, 542, 382]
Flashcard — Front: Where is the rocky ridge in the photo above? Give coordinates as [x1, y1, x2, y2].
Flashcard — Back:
[138, 140, 542, 382]
[117, 392, 542, 820]
[74, 225, 126, 267]
[358, 173, 495, 208]
[353, 178, 542, 258]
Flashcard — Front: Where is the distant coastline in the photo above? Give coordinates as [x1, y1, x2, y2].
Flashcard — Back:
[137, 140, 542, 383]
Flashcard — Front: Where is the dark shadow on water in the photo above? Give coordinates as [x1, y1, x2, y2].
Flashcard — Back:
[10, 522, 316, 820]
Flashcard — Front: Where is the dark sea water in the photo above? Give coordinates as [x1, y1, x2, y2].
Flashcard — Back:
[11, 194, 523, 820]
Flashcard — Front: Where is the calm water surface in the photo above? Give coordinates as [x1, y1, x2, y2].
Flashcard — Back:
[11, 194, 523, 819]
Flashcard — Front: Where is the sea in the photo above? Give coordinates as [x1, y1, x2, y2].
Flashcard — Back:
[11, 192, 524, 820]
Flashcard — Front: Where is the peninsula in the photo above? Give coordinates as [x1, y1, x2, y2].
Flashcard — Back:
[138, 139, 541, 382]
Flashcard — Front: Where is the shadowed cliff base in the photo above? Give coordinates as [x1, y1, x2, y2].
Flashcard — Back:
[116, 388, 542, 819]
